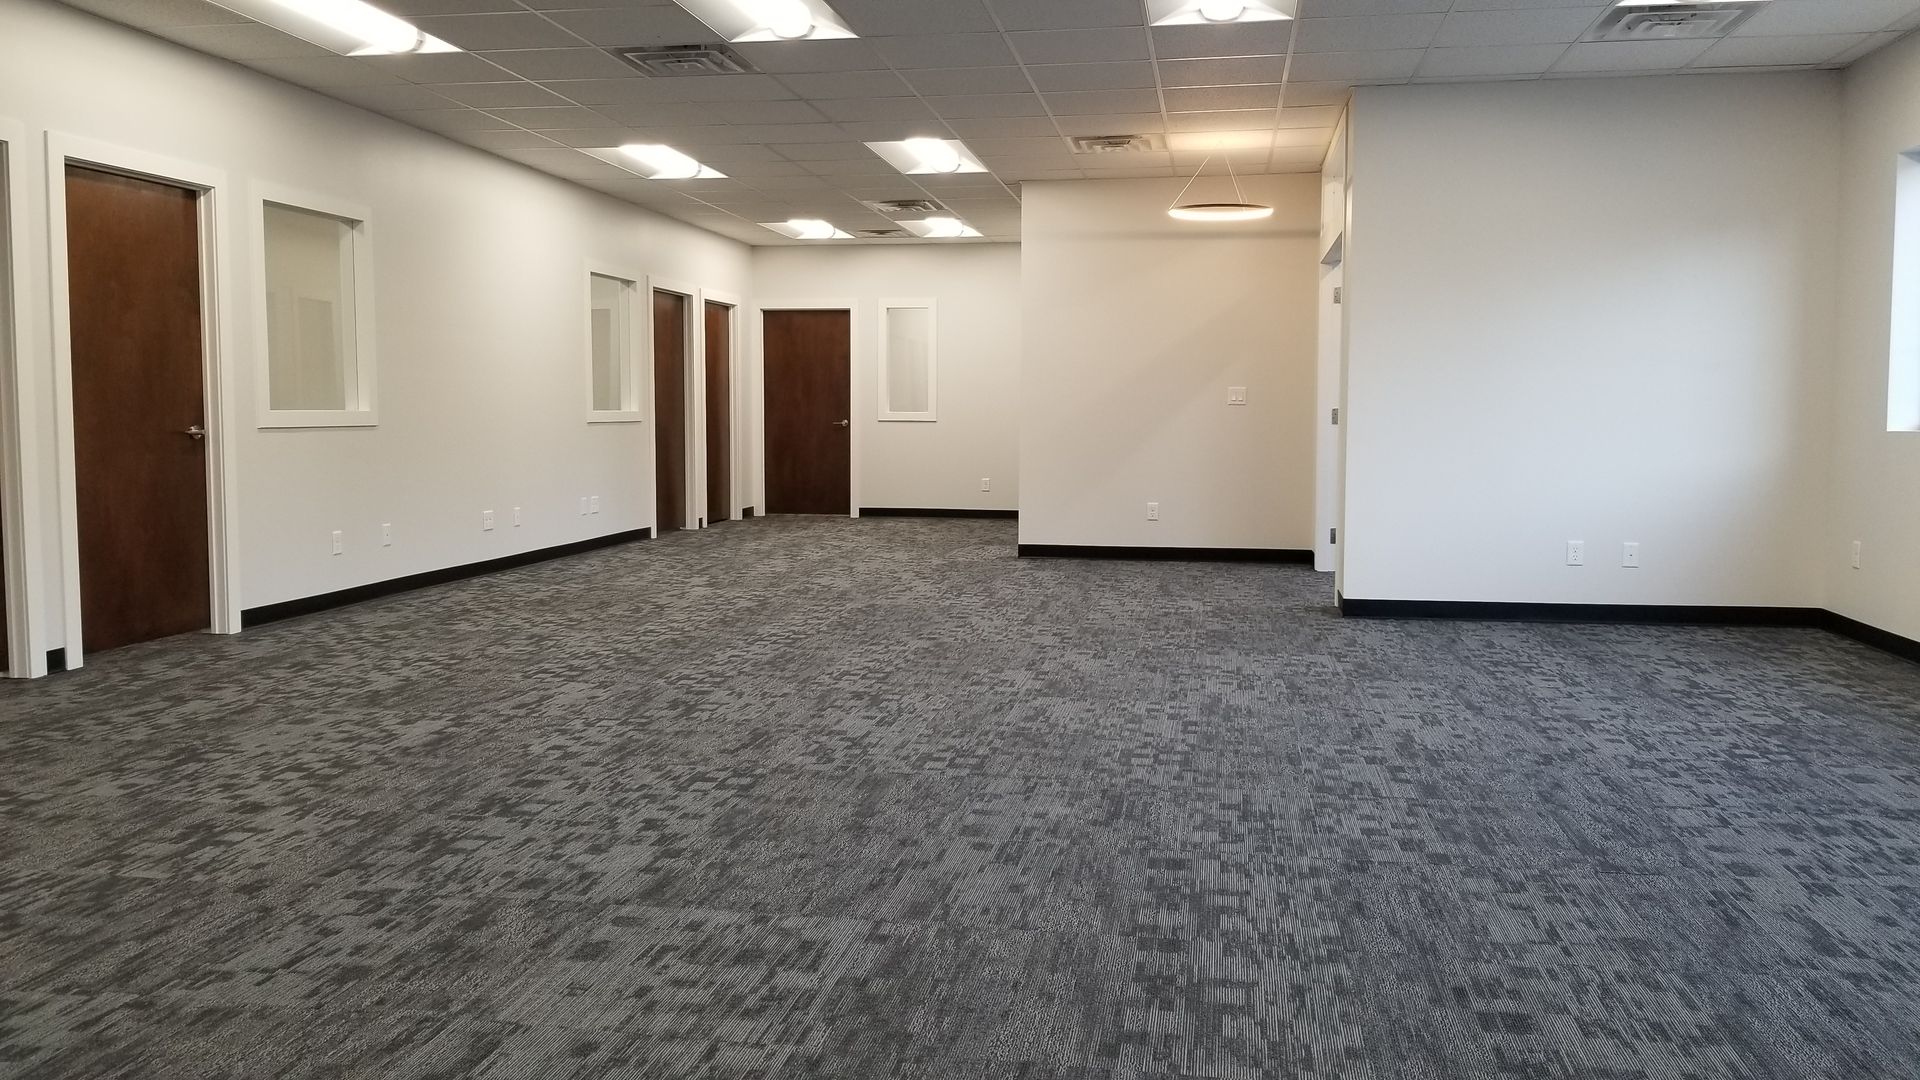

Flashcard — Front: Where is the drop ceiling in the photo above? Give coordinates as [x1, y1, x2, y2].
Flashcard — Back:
[54, 0, 1920, 245]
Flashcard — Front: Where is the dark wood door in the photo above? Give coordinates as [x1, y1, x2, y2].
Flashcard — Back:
[704, 301, 732, 524]
[65, 165, 211, 653]
[763, 309, 851, 515]
[653, 290, 687, 533]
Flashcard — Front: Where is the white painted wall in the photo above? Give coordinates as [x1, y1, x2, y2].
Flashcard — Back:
[1829, 34, 1920, 641]
[751, 245, 1020, 513]
[1019, 176, 1320, 551]
[0, 0, 753, 669]
[1340, 75, 1839, 608]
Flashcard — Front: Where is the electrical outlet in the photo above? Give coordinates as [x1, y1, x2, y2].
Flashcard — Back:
[590, 496, 601, 515]
[1565, 540, 1585, 567]
[1147, 501, 1160, 522]
[482, 510, 496, 532]
[330, 530, 343, 556]
[578, 497, 589, 516]
[1852, 540, 1863, 569]
[1227, 386, 1248, 406]
[980, 477, 991, 492]
[512, 506, 523, 528]
[1621, 542, 1640, 568]
[381, 523, 392, 547]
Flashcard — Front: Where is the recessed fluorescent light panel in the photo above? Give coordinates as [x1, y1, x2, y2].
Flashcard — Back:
[671, 0, 856, 42]
[584, 144, 727, 180]
[901, 217, 982, 239]
[761, 219, 854, 240]
[1147, 0, 1296, 26]
[864, 138, 988, 176]
[209, 0, 458, 55]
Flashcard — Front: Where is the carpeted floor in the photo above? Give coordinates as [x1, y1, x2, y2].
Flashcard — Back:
[4, 516, 1920, 1078]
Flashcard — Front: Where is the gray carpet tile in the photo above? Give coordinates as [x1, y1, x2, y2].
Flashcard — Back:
[4, 516, 1920, 1078]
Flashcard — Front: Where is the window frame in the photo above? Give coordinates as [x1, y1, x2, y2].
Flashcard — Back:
[587, 263, 645, 424]
[1889, 152, 1920, 432]
[877, 297, 937, 423]
[251, 183, 377, 429]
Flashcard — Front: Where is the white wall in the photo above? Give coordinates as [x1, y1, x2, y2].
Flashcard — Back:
[751, 245, 1020, 513]
[1829, 34, 1920, 640]
[0, 0, 753, 671]
[1340, 75, 1839, 608]
[1019, 176, 1320, 551]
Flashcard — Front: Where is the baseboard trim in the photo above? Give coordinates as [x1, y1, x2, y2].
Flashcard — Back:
[1821, 610, 1920, 664]
[242, 528, 652, 628]
[741, 507, 757, 519]
[45, 648, 67, 674]
[1019, 544, 1314, 564]
[862, 507, 1018, 519]
[1337, 596, 1823, 626]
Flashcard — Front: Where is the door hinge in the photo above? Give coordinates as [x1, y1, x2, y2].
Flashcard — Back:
[1330, 407, 1339, 425]
[1330, 527, 1338, 544]
[1332, 286, 1342, 304]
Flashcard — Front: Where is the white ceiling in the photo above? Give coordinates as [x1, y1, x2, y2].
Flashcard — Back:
[57, 0, 1920, 245]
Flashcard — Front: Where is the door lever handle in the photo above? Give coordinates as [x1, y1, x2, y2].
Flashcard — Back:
[185, 425, 206, 440]
[831, 420, 849, 428]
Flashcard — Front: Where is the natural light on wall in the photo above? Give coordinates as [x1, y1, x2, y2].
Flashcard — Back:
[209, 0, 458, 55]
[671, 0, 857, 42]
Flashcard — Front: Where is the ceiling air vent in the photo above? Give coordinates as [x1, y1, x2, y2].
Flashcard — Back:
[1070, 133, 1166, 154]
[1588, 2, 1764, 41]
[612, 44, 756, 77]
[864, 198, 947, 216]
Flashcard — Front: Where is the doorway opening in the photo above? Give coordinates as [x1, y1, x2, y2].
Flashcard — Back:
[705, 299, 734, 524]
[653, 287, 692, 533]
[762, 308, 851, 516]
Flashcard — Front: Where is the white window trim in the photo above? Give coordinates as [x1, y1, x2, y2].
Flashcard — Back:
[1889, 152, 1920, 432]
[252, 181, 377, 429]
[586, 261, 644, 423]
[878, 297, 937, 422]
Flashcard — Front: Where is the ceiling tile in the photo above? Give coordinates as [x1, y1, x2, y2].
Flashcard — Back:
[832, 0, 1000, 34]
[903, 67, 1036, 96]
[767, 141, 878, 161]
[1281, 82, 1356, 107]
[967, 136, 1072, 157]
[1695, 32, 1872, 67]
[484, 105, 610, 129]
[1551, 39, 1716, 72]
[325, 83, 463, 111]
[431, 81, 570, 107]
[357, 51, 508, 83]
[776, 70, 916, 98]
[813, 97, 940, 122]
[875, 34, 1018, 69]
[1007, 27, 1152, 64]
[540, 7, 718, 46]
[1431, 7, 1606, 48]
[1286, 49, 1425, 82]
[1415, 44, 1570, 78]
[245, 57, 406, 88]
[1149, 22, 1296, 60]
[590, 102, 724, 125]
[707, 100, 831, 124]
[1164, 109, 1279, 132]
[153, 22, 330, 60]
[409, 13, 581, 51]
[1162, 84, 1282, 112]
[543, 78, 692, 105]
[944, 116, 1064, 138]
[1293, 13, 1445, 53]
[835, 119, 957, 140]
[452, 128, 565, 151]
[671, 75, 801, 102]
[56, 0, 246, 28]
[476, 48, 637, 81]
[382, 0, 523, 15]
[390, 108, 516, 133]
[1052, 112, 1167, 135]
[725, 123, 857, 142]
[924, 93, 1050, 118]
[1156, 56, 1290, 86]
[988, 0, 1147, 31]
[1736, 0, 1920, 36]
[1276, 104, 1343, 128]
[1297, 0, 1452, 13]
[1042, 88, 1163, 115]
[1025, 61, 1158, 91]
[730, 40, 892, 74]
[537, 127, 644, 147]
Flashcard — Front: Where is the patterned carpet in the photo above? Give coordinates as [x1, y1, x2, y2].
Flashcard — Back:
[4, 516, 1920, 1079]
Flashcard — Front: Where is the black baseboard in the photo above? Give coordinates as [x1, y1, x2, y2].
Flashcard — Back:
[241, 528, 651, 628]
[1337, 596, 1822, 627]
[862, 507, 1018, 519]
[45, 648, 67, 674]
[1019, 544, 1314, 564]
[1821, 610, 1920, 664]
[741, 507, 756, 519]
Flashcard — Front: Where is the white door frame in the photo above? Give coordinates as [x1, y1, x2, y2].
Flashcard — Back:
[44, 132, 244, 670]
[646, 277, 700, 534]
[0, 118, 49, 678]
[700, 289, 744, 523]
[755, 299, 859, 518]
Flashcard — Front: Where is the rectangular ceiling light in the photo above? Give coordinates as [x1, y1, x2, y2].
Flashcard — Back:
[761, 219, 854, 240]
[1147, 0, 1296, 26]
[901, 217, 982, 239]
[585, 145, 728, 180]
[208, 0, 459, 55]
[865, 138, 988, 177]
[671, 0, 857, 42]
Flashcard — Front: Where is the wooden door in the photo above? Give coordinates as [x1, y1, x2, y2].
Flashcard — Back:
[763, 309, 851, 515]
[704, 301, 732, 524]
[65, 165, 211, 653]
[653, 290, 688, 533]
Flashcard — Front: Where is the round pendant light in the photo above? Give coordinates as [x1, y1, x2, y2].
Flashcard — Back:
[1167, 154, 1273, 224]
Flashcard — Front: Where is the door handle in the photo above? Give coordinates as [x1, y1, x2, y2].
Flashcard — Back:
[185, 425, 206, 440]
[831, 420, 849, 428]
